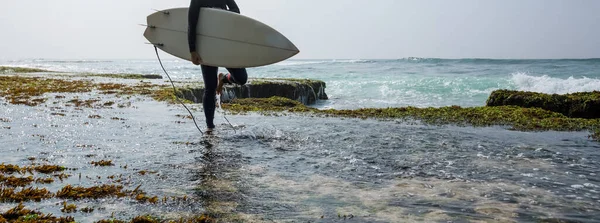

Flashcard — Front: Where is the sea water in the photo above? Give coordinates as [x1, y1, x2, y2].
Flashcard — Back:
[3, 58, 600, 109]
[1, 58, 600, 222]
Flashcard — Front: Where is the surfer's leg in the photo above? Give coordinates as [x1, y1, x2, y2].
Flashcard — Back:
[201, 65, 218, 129]
[217, 68, 248, 94]
[223, 68, 248, 85]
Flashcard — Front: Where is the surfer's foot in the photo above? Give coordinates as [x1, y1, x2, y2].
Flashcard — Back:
[216, 73, 226, 95]
[205, 127, 215, 134]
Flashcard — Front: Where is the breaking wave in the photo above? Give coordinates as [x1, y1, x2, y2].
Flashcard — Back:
[511, 72, 600, 94]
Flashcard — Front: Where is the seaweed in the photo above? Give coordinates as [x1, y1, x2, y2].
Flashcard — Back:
[222, 97, 600, 139]
[91, 160, 114, 167]
[221, 96, 315, 114]
[55, 185, 126, 200]
[0, 203, 75, 223]
[0, 187, 53, 202]
[0, 75, 168, 106]
[487, 89, 600, 119]
[35, 177, 54, 184]
[95, 215, 214, 223]
[67, 98, 100, 108]
[0, 175, 34, 187]
[34, 165, 66, 174]
[0, 76, 93, 106]
[0, 175, 55, 187]
[81, 206, 95, 213]
[135, 193, 159, 204]
[0, 164, 23, 174]
[61, 201, 77, 213]
[591, 129, 600, 141]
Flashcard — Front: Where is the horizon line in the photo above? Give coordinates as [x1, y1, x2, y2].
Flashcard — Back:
[2, 57, 600, 61]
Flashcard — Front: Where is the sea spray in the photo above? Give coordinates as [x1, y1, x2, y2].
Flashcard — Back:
[511, 72, 600, 94]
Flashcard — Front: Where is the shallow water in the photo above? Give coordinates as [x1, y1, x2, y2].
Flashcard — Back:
[1, 92, 599, 222]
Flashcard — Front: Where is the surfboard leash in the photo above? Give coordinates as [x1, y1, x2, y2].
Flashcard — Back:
[153, 45, 204, 135]
[216, 93, 236, 134]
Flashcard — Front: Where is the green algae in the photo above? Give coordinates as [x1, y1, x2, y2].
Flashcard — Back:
[222, 96, 315, 114]
[222, 97, 600, 140]
[150, 87, 195, 104]
[0, 76, 93, 106]
[0, 66, 50, 73]
[0, 75, 174, 106]
[2, 75, 596, 141]
[487, 90, 600, 119]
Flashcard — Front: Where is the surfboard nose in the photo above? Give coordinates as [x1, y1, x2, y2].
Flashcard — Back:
[291, 42, 300, 54]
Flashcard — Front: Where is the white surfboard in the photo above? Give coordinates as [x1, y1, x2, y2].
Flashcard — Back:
[143, 8, 299, 68]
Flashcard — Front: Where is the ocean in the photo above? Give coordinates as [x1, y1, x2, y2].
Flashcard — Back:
[3, 58, 600, 109]
[1, 58, 600, 222]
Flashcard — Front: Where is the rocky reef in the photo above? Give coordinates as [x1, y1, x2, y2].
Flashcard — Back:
[486, 89, 600, 119]
[175, 78, 328, 105]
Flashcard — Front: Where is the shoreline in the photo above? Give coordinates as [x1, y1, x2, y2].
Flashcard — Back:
[2, 66, 598, 142]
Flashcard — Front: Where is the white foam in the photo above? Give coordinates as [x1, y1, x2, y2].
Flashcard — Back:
[274, 59, 372, 66]
[511, 72, 600, 94]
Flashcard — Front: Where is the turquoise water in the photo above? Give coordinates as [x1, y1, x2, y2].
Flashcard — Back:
[2, 58, 600, 109]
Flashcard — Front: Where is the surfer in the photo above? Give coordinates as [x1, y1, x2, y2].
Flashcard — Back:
[188, 0, 248, 133]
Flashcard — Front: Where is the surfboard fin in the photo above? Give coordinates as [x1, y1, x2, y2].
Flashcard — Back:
[145, 42, 164, 47]
[139, 24, 157, 29]
[152, 9, 170, 15]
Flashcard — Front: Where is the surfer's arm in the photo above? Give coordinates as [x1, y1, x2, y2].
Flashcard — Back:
[226, 0, 240, 14]
[188, 0, 201, 52]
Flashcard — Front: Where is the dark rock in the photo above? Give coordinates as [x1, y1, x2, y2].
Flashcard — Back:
[486, 90, 600, 119]
[175, 78, 328, 105]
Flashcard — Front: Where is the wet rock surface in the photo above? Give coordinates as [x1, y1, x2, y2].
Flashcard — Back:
[176, 78, 328, 105]
[487, 90, 600, 119]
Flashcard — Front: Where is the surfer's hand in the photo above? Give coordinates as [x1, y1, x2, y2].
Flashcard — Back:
[191, 52, 202, 65]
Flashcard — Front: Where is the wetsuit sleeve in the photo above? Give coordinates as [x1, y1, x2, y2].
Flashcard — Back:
[226, 0, 240, 14]
[188, 0, 201, 52]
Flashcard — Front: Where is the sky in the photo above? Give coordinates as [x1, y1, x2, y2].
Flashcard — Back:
[1, 0, 599, 60]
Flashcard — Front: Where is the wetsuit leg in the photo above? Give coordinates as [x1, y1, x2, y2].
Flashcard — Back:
[200, 65, 218, 128]
[223, 68, 248, 85]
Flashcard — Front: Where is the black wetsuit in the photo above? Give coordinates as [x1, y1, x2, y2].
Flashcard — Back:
[188, 0, 248, 129]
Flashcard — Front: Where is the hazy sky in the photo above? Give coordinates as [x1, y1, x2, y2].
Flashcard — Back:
[1, 0, 599, 60]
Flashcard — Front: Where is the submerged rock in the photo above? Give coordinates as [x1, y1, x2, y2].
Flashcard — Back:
[175, 78, 328, 105]
[486, 90, 600, 119]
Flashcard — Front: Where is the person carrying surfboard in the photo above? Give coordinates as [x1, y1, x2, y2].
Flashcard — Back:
[188, 0, 248, 133]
